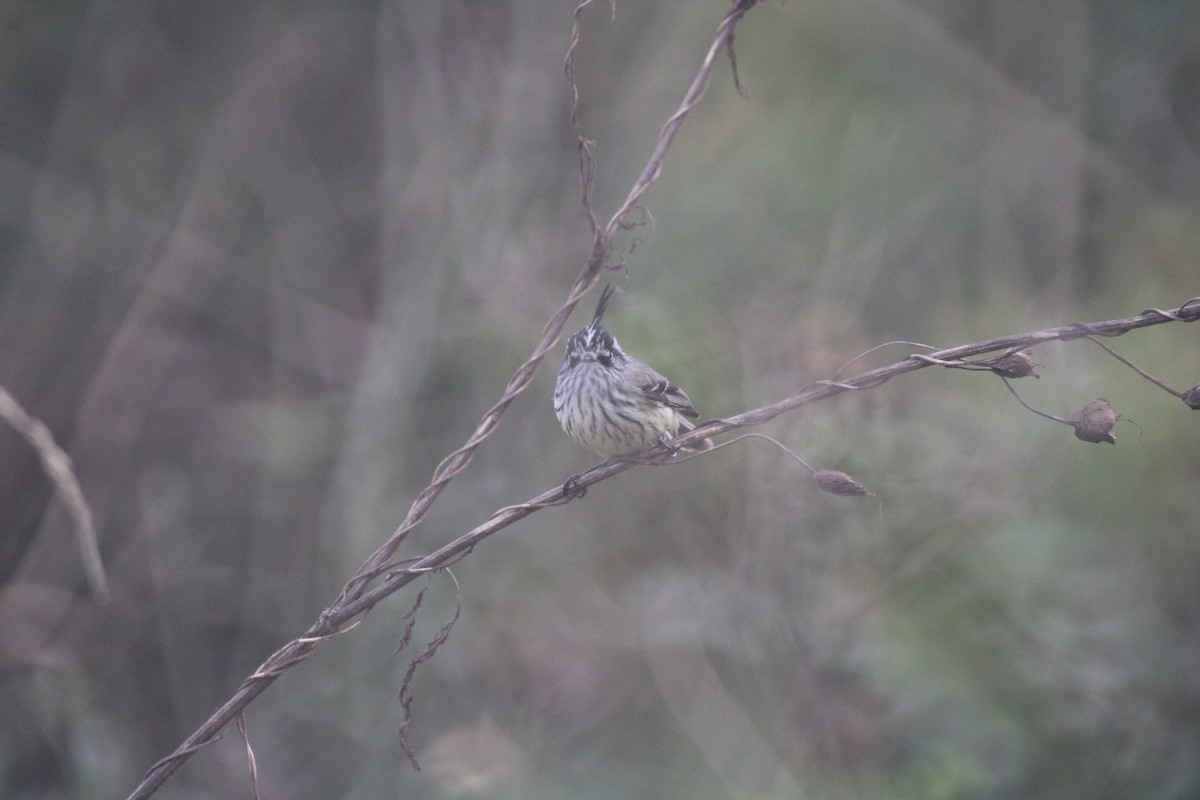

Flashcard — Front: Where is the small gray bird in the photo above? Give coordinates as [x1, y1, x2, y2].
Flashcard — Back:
[554, 285, 713, 457]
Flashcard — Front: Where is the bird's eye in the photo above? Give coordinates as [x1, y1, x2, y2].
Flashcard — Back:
[598, 352, 612, 367]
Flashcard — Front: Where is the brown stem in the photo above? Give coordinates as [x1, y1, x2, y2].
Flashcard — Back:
[126, 296, 1200, 800]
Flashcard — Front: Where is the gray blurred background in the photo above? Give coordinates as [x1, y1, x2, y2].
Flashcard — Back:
[2, 1, 1199, 798]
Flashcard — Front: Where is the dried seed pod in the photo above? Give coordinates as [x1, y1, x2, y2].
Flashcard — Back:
[1070, 397, 1118, 444]
[814, 469, 871, 496]
[988, 350, 1040, 379]
[1182, 383, 1200, 410]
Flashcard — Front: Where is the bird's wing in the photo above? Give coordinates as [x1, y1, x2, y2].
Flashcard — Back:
[639, 376, 700, 418]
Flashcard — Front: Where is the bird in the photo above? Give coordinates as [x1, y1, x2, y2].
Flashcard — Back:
[554, 284, 713, 458]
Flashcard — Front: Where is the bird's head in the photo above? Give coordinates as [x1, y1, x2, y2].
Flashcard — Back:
[563, 284, 623, 368]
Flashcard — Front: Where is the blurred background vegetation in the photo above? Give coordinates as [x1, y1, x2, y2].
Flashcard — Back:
[1, 1, 1199, 798]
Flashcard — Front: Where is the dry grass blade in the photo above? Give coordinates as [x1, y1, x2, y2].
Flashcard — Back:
[0, 385, 107, 602]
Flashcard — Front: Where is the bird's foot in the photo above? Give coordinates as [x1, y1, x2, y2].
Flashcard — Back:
[562, 473, 587, 499]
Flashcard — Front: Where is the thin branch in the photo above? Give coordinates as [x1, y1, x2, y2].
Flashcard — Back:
[564, 0, 602, 239]
[687, 432, 873, 496]
[332, 0, 761, 612]
[338, 298, 1200, 622]
[1080, 334, 1184, 398]
[998, 377, 1070, 424]
[691, 299, 1200, 437]
[602, 0, 762, 248]
[235, 715, 261, 800]
[396, 568, 462, 770]
[910, 353, 995, 372]
[0, 385, 108, 602]
[833, 340, 937, 379]
[129, 298, 1198, 799]
[125, 4, 766, 798]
